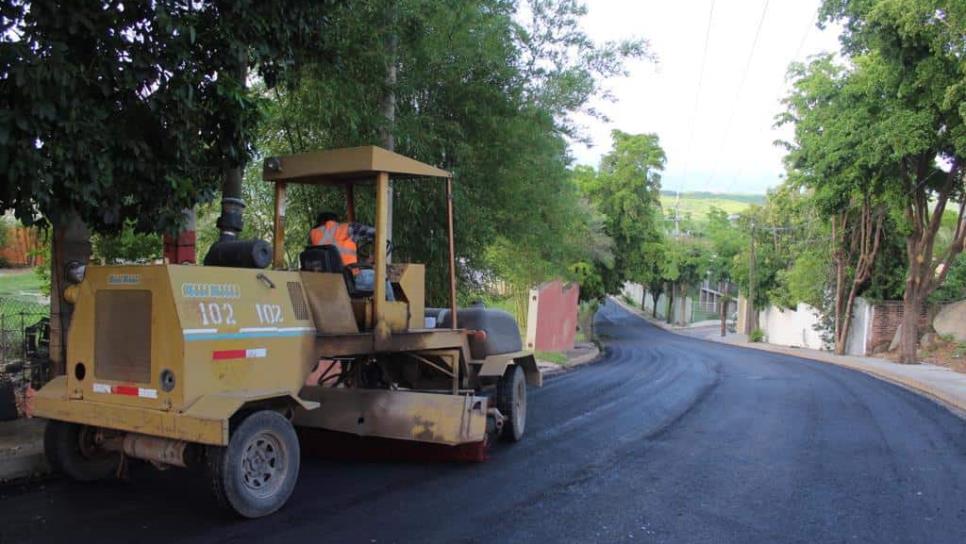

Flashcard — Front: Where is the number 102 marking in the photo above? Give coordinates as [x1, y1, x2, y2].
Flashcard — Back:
[255, 303, 284, 324]
[198, 302, 236, 326]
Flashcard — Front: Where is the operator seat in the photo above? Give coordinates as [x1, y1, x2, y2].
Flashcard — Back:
[299, 245, 373, 298]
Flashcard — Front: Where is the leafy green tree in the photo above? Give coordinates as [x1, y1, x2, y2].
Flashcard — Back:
[661, 237, 709, 325]
[818, 0, 966, 362]
[253, 0, 646, 307]
[578, 130, 666, 297]
[703, 206, 744, 284]
[779, 54, 892, 354]
[0, 0, 335, 372]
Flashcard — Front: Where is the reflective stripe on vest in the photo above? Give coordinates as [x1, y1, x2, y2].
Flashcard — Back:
[310, 221, 357, 267]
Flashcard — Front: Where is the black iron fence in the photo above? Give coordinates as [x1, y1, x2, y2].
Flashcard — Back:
[0, 297, 50, 419]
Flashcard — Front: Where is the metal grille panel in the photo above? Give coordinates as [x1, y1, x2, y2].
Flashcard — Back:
[287, 282, 310, 321]
[95, 290, 152, 383]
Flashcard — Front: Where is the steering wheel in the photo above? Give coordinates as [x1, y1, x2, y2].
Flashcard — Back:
[356, 239, 394, 263]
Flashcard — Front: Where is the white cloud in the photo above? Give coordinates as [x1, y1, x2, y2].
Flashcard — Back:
[570, 0, 842, 194]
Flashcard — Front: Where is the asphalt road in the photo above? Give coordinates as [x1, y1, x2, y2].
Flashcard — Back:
[2, 300, 965, 543]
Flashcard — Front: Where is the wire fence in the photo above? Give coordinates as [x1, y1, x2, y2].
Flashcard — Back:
[0, 297, 51, 420]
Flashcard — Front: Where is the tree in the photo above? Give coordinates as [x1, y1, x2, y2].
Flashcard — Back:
[255, 0, 647, 306]
[660, 237, 708, 325]
[779, 55, 890, 354]
[0, 0, 334, 372]
[819, 0, 966, 363]
[578, 130, 666, 297]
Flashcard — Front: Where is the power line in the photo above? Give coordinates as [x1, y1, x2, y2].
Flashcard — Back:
[680, 0, 716, 195]
[726, 10, 813, 193]
[702, 0, 771, 193]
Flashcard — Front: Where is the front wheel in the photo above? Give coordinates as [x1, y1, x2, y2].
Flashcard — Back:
[496, 365, 527, 442]
[207, 410, 300, 518]
[44, 420, 119, 481]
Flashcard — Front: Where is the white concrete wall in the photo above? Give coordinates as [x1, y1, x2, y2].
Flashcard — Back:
[846, 298, 871, 356]
[622, 282, 692, 324]
[758, 303, 826, 350]
[757, 298, 871, 355]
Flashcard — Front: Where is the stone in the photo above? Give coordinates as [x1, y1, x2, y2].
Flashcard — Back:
[871, 341, 891, 354]
[920, 332, 937, 350]
[933, 300, 966, 342]
[888, 323, 903, 352]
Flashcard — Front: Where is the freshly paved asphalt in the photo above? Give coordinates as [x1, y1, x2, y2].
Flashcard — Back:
[2, 300, 964, 543]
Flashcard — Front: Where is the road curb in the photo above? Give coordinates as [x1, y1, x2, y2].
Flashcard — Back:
[0, 452, 48, 483]
[608, 297, 966, 418]
[538, 344, 601, 377]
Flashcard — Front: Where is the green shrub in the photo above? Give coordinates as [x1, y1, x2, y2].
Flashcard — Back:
[749, 328, 765, 343]
[536, 351, 568, 365]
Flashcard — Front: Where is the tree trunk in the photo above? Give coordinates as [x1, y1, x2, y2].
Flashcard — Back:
[666, 284, 674, 324]
[48, 212, 91, 376]
[899, 289, 922, 364]
[678, 283, 688, 326]
[720, 296, 728, 337]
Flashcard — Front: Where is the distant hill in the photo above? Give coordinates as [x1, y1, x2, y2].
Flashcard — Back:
[658, 191, 765, 219]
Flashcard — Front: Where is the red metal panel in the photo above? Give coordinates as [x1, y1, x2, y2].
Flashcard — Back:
[532, 280, 579, 352]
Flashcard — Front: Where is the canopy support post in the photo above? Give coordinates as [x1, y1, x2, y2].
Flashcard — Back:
[446, 177, 458, 329]
[374, 172, 391, 341]
[272, 182, 287, 269]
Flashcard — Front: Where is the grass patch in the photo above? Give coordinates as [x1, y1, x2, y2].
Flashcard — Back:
[0, 270, 43, 300]
[749, 328, 765, 343]
[658, 193, 761, 221]
[535, 351, 568, 365]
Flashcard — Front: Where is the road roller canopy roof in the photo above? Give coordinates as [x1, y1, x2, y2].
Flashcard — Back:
[262, 145, 451, 185]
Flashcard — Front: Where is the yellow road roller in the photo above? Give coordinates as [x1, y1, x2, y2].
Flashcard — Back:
[33, 146, 540, 518]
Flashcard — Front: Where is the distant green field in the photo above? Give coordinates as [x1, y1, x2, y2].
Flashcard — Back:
[659, 191, 764, 221]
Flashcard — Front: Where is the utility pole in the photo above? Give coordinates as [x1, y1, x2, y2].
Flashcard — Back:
[744, 221, 758, 334]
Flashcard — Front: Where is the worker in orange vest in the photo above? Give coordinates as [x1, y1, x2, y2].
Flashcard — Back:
[309, 211, 371, 268]
[310, 212, 393, 299]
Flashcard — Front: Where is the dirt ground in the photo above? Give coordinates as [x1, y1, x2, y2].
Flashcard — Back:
[881, 336, 966, 374]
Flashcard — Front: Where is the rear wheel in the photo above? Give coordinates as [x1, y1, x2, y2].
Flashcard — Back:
[44, 420, 119, 481]
[496, 365, 527, 442]
[207, 410, 300, 518]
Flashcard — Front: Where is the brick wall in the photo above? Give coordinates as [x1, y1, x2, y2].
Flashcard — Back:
[867, 301, 931, 353]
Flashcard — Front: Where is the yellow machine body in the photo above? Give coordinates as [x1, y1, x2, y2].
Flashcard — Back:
[34, 146, 539, 452]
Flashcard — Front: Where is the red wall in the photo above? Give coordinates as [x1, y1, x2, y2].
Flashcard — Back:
[0, 226, 45, 267]
[527, 280, 579, 352]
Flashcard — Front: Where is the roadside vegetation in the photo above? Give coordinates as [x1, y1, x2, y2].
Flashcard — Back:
[0, 0, 962, 369]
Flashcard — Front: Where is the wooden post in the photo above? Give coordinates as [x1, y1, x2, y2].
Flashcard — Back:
[272, 182, 287, 269]
[446, 177, 458, 329]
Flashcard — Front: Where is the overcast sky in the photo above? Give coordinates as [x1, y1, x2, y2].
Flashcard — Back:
[569, 0, 842, 195]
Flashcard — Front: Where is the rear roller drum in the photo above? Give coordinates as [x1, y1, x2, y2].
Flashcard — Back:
[207, 410, 300, 518]
[496, 364, 527, 442]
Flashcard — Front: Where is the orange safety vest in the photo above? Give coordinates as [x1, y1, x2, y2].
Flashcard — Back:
[309, 221, 358, 267]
